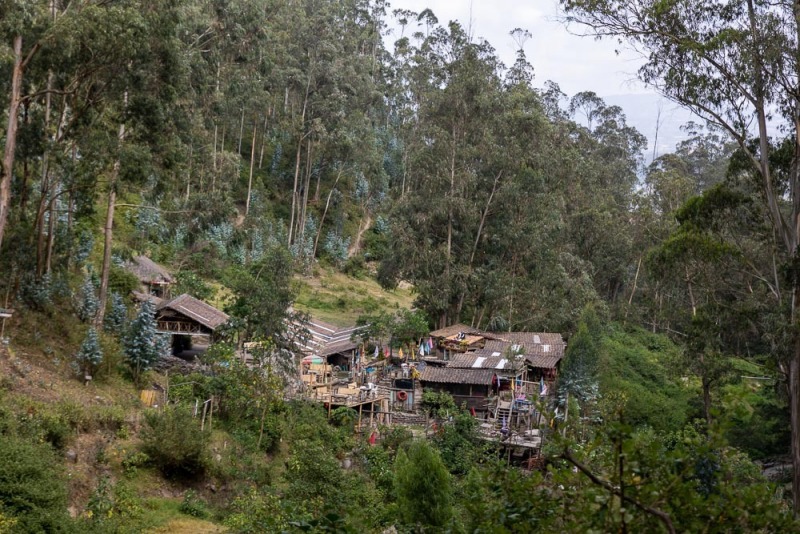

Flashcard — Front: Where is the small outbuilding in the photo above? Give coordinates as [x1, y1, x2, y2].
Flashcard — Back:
[126, 255, 175, 298]
[154, 294, 229, 356]
[419, 366, 498, 413]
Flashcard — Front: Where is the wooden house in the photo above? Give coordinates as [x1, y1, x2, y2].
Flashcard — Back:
[126, 255, 175, 298]
[420, 326, 566, 410]
[154, 294, 229, 355]
[483, 333, 565, 386]
[427, 323, 502, 359]
[290, 318, 368, 384]
[419, 366, 497, 413]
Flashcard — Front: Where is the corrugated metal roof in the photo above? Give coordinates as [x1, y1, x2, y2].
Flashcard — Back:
[494, 332, 565, 346]
[484, 339, 565, 359]
[419, 367, 496, 385]
[448, 353, 525, 373]
[289, 319, 367, 357]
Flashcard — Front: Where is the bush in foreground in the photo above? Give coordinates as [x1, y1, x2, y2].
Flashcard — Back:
[141, 404, 208, 478]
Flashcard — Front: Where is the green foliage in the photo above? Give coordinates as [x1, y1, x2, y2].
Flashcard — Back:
[123, 299, 160, 383]
[20, 273, 54, 312]
[141, 405, 208, 479]
[225, 245, 295, 341]
[420, 391, 457, 419]
[722, 379, 791, 460]
[394, 440, 453, 529]
[103, 292, 127, 333]
[430, 411, 483, 475]
[86, 478, 144, 530]
[178, 490, 208, 519]
[121, 451, 151, 477]
[202, 352, 284, 453]
[598, 327, 691, 432]
[108, 265, 140, 298]
[0, 434, 73, 533]
[323, 230, 350, 268]
[559, 305, 603, 405]
[329, 406, 357, 430]
[174, 271, 215, 302]
[75, 326, 103, 378]
[77, 272, 99, 323]
[285, 441, 344, 503]
[224, 489, 289, 533]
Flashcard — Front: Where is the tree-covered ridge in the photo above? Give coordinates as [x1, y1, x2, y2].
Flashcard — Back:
[0, 0, 797, 531]
[2, 0, 649, 336]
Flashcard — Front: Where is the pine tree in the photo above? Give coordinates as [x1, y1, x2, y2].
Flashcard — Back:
[104, 292, 127, 333]
[76, 326, 103, 379]
[124, 299, 160, 383]
[394, 440, 453, 528]
[78, 272, 98, 323]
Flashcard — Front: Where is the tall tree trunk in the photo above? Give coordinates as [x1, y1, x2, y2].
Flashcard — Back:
[44, 194, 57, 274]
[288, 137, 302, 245]
[0, 35, 25, 251]
[34, 166, 51, 277]
[237, 109, 245, 155]
[791, 285, 800, 514]
[96, 93, 128, 327]
[313, 168, 342, 257]
[258, 112, 268, 169]
[457, 171, 502, 317]
[288, 78, 311, 246]
[96, 186, 117, 326]
[185, 144, 193, 203]
[245, 123, 257, 217]
[299, 140, 312, 240]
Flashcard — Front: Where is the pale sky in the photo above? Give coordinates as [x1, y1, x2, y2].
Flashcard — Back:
[387, 0, 695, 157]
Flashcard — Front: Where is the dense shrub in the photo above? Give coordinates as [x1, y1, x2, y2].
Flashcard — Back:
[108, 265, 140, 297]
[0, 434, 74, 533]
[179, 490, 209, 519]
[394, 440, 453, 529]
[141, 405, 208, 478]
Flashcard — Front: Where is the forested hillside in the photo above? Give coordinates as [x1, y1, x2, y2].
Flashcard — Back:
[0, 0, 798, 532]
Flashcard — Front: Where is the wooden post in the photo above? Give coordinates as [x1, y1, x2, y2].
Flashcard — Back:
[208, 395, 213, 431]
[358, 403, 363, 432]
[200, 399, 208, 431]
[369, 401, 374, 428]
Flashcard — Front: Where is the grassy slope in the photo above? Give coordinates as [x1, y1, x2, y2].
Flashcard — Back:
[599, 325, 692, 432]
[0, 308, 229, 531]
[293, 266, 414, 326]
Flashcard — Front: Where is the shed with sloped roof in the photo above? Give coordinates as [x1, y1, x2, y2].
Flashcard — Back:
[419, 366, 499, 413]
[126, 256, 175, 298]
[155, 294, 229, 335]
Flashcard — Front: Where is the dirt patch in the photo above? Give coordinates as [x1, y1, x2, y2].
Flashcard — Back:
[147, 518, 227, 533]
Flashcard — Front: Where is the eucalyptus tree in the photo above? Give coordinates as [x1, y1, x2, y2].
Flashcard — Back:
[560, 0, 800, 509]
